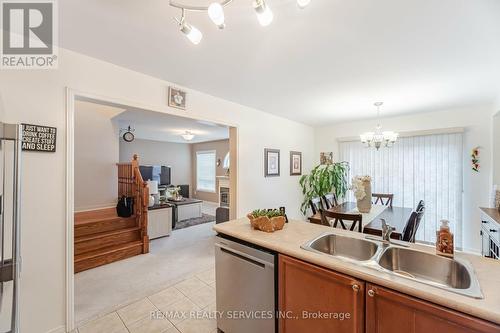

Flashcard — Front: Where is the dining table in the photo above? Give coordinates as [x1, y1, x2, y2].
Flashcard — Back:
[308, 201, 413, 240]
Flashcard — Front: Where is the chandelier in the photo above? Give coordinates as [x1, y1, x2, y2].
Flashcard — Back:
[170, 0, 312, 45]
[360, 102, 398, 150]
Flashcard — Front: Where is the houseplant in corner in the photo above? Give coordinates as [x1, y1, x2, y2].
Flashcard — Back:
[299, 161, 350, 215]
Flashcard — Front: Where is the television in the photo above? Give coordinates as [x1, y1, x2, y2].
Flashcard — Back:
[139, 165, 171, 186]
[160, 166, 171, 186]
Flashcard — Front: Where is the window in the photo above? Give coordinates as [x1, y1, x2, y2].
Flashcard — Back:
[196, 150, 216, 192]
[340, 133, 463, 247]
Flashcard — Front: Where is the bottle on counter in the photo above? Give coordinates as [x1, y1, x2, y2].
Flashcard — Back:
[436, 219, 454, 258]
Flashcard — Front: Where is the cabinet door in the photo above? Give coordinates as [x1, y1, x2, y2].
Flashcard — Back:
[279, 255, 365, 333]
[366, 284, 500, 333]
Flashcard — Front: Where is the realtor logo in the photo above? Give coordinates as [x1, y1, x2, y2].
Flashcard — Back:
[1, 0, 58, 69]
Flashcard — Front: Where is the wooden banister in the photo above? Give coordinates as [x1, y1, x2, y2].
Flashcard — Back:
[117, 154, 149, 253]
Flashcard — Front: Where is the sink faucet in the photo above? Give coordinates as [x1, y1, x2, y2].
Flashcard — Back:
[381, 219, 395, 243]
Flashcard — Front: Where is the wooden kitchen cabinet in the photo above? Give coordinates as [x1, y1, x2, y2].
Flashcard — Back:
[366, 283, 500, 333]
[278, 254, 365, 333]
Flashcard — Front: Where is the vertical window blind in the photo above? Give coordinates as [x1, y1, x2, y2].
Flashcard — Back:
[339, 133, 463, 246]
[196, 150, 216, 192]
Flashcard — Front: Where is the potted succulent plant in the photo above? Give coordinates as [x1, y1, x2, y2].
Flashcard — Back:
[247, 209, 286, 233]
[299, 161, 350, 215]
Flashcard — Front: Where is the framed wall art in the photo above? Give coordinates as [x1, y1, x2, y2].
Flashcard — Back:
[264, 148, 280, 177]
[168, 86, 187, 110]
[290, 151, 302, 176]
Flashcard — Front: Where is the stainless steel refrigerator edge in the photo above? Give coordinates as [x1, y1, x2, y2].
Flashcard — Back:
[0, 123, 22, 333]
[215, 235, 276, 333]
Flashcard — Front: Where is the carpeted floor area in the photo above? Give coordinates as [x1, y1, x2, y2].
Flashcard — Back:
[75, 221, 216, 325]
[175, 213, 216, 230]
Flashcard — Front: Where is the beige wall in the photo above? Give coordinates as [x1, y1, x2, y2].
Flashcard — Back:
[191, 139, 229, 203]
[119, 138, 192, 193]
[0, 48, 315, 333]
[74, 100, 123, 211]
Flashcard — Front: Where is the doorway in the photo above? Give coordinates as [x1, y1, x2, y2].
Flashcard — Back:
[66, 90, 238, 330]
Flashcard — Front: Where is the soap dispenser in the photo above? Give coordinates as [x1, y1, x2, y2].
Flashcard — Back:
[436, 219, 454, 258]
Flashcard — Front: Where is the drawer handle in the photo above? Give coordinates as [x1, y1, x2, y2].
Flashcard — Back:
[482, 221, 489, 224]
[490, 229, 498, 233]
[368, 289, 375, 297]
[352, 284, 360, 292]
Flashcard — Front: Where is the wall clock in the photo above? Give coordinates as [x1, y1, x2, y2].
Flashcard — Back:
[122, 126, 135, 142]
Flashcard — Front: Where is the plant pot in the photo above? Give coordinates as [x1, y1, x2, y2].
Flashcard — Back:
[357, 180, 372, 213]
[247, 214, 286, 233]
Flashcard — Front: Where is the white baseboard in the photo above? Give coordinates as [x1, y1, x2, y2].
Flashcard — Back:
[74, 204, 116, 213]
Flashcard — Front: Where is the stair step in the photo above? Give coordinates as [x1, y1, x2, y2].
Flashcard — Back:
[74, 241, 144, 273]
[75, 227, 142, 256]
[75, 207, 117, 223]
[75, 215, 137, 237]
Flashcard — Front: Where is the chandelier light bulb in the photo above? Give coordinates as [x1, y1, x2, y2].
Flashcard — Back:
[180, 22, 203, 45]
[297, 0, 311, 9]
[254, 0, 274, 27]
[208, 2, 225, 29]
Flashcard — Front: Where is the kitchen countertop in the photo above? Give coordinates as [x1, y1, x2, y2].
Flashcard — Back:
[213, 218, 500, 325]
[480, 207, 500, 225]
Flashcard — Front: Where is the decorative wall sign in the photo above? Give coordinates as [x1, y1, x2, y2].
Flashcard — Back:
[168, 86, 187, 110]
[320, 152, 333, 165]
[264, 148, 280, 177]
[21, 124, 57, 152]
[290, 151, 302, 176]
[471, 147, 480, 172]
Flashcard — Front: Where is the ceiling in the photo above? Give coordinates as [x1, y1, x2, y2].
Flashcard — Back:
[60, 0, 500, 125]
[113, 108, 229, 143]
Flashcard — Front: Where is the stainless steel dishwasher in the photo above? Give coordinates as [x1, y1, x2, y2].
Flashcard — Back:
[215, 235, 276, 333]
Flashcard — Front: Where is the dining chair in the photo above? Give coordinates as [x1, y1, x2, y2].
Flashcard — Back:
[402, 207, 425, 243]
[373, 193, 394, 207]
[416, 200, 425, 213]
[320, 209, 363, 232]
[321, 193, 338, 209]
[309, 197, 324, 215]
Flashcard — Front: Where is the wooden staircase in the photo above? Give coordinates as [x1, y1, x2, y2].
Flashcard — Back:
[74, 155, 149, 273]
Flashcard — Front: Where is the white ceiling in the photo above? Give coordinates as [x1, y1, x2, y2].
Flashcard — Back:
[113, 108, 229, 143]
[60, 0, 500, 125]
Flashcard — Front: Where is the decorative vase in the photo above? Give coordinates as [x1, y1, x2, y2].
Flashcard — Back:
[148, 195, 155, 207]
[357, 180, 372, 213]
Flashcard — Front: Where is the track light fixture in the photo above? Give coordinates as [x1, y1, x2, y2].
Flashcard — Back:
[169, 0, 311, 44]
[208, 2, 226, 29]
[176, 10, 203, 45]
[253, 0, 274, 27]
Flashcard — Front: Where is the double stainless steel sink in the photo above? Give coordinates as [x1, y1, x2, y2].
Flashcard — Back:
[301, 233, 483, 298]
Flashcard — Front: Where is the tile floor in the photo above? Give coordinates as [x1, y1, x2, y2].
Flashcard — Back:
[77, 267, 217, 333]
[76, 219, 216, 322]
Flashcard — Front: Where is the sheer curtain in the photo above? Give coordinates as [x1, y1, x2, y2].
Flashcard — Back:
[339, 133, 463, 246]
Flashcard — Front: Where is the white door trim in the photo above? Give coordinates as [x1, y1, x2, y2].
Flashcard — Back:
[65, 87, 238, 331]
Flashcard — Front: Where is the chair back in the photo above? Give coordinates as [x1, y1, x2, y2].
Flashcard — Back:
[402, 207, 425, 243]
[416, 200, 425, 213]
[320, 209, 363, 232]
[322, 193, 338, 209]
[309, 197, 323, 215]
[373, 193, 394, 207]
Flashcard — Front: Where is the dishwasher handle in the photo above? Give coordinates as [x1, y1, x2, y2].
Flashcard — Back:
[215, 243, 274, 269]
